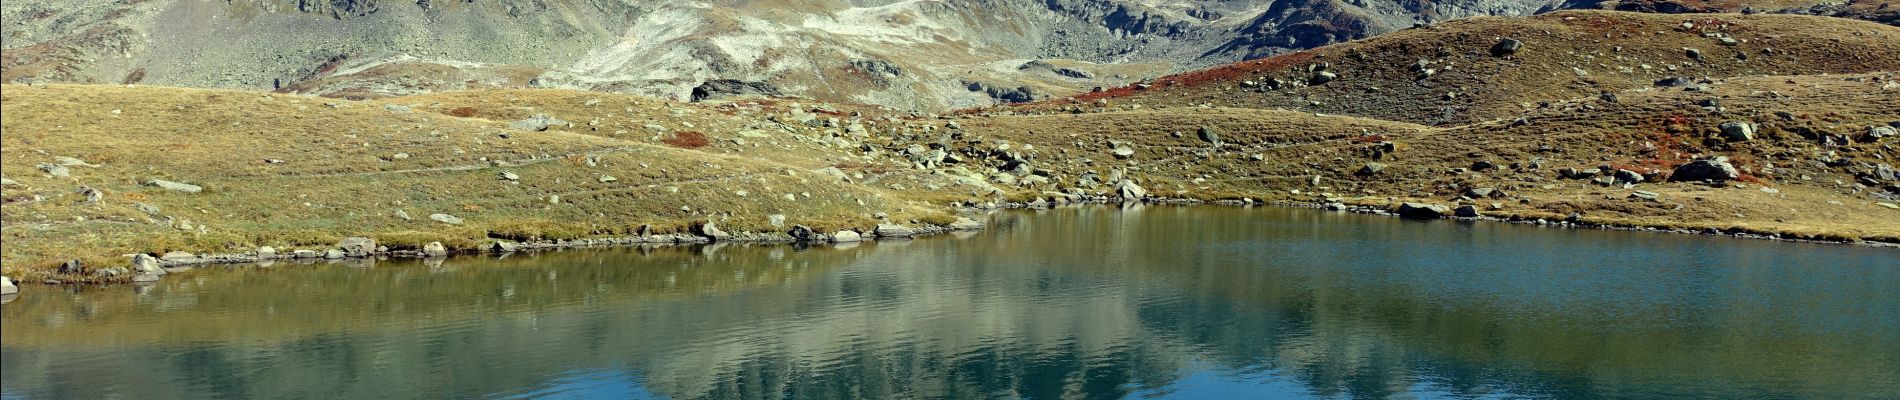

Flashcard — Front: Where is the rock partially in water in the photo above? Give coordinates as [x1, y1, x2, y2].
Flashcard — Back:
[423, 242, 448, 257]
[131, 254, 165, 275]
[832, 230, 863, 243]
[948, 217, 985, 231]
[875, 224, 914, 238]
[1397, 203, 1451, 219]
[337, 237, 376, 258]
[0, 276, 16, 295]
[1454, 205, 1481, 218]
[694, 222, 732, 241]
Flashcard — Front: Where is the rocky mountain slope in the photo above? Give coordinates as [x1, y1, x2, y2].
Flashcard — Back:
[3, 0, 1582, 110]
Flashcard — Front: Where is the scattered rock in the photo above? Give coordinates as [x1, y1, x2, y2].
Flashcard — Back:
[831, 230, 863, 243]
[1112, 147, 1135, 159]
[292, 250, 320, 258]
[257, 246, 277, 259]
[0, 276, 15, 295]
[383, 104, 411, 113]
[336, 237, 376, 258]
[1197, 126, 1221, 145]
[1465, 187, 1497, 198]
[1357, 162, 1387, 176]
[423, 242, 448, 257]
[1613, 169, 1645, 184]
[1309, 71, 1338, 85]
[1630, 190, 1660, 201]
[145, 179, 203, 193]
[498, 171, 520, 181]
[1490, 38, 1524, 56]
[36, 163, 70, 177]
[323, 249, 345, 259]
[1670, 156, 1741, 182]
[875, 224, 915, 238]
[491, 241, 520, 253]
[598, 175, 618, 183]
[1453, 205, 1481, 218]
[509, 114, 567, 131]
[58, 259, 85, 275]
[1397, 203, 1451, 219]
[1867, 125, 1896, 142]
[429, 213, 464, 225]
[1718, 121, 1755, 142]
[1684, 48, 1703, 60]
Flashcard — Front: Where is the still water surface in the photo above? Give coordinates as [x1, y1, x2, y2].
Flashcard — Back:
[3, 206, 1898, 399]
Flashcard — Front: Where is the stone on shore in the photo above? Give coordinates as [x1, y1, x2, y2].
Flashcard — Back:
[788, 225, 817, 241]
[875, 224, 914, 238]
[0, 276, 16, 295]
[160, 251, 197, 263]
[256, 246, 277, 259]
[1454, 205, 1481, 218]
[694, 222, 732, 241]
[423, 242, 449, 257]
[132, 273, 160, 282]
[131, 253, 165, 275]
[337, 237, 376, 257]
[829, 230, 861, 243]
[1397, 202, 1451, 219]
[948, 217, 985, 231]
[1115, 179, 1147, 200]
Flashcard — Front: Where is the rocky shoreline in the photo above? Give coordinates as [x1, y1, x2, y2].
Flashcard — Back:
[5, 199, 1892, 296]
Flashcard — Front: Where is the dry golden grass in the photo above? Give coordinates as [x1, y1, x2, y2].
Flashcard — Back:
[0, 84, 953, 280]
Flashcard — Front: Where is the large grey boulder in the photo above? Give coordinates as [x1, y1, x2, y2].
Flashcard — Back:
[145, 179, 203, 193]
[1454, 205, 1481, 218]
[1196, 126, 1221, 145]
[1718, 121, 1755, 142]
[1867, 125, 1896, 142]
[509, 114, 567, 131]
[693, 222, 732, 241]
[788, 225, 817, 241]
[423, 242, 449, 257]
[1397, 203, 1451, 219]
[831, 230, 863, 243]
[1115, 179, 1148, 200]
[1670, 156, 1740, 182]
[1, 276, 16, 295]
[1491, 38, 1524, 56]
[875, 224, 915, 238]
[337, 237, 377, 258]
[256, 246, 277, 259]
[131, 254, 165, 275]
[429, 213, 465, 225]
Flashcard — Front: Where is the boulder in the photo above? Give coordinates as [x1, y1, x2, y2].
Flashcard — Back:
[788, 225, 817, 241]
[1357, 162, 1387, 176]
[1397, 203, 1451, 219]
[323, 249, 346, 259]
[831, 230, 863, 243]
[1670, 156, 1741, 182]
[490, 241, 521, 253]
[1112, 147, 1135, 159]
[292, 250, 320, 258]
[875, 224, 915, 238]
[1490, 38, 1524, 56]
[1309, 71, 1338, 85]
[1613, 169, 1645, 184]
[429, 213, 465, 225]
[948, 217, 984, 231]
[1453, 205, 1481, 218]
[58, 259, 85, 275]
[509, 114, 566, 131]
[256, 246, 277, 259]
[336, 237, 376, 258]
[693, 222, 731, 241]
[36, 163, 71, 177]
[1465, 187, 1497, 198]
[145, 179, 203, 193]
[1867, 125, 1896, 142]
[1115, 179, 1148, 200]
[0, 276, 16, 295]
[498, 171, 520, 181]
[1718, 121, 1755, 142]
[131, 254, 165, 275]
[423, 242, 449, 257]
[1197, 126, 1221, 145]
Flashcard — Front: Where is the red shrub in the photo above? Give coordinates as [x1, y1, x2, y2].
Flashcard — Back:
[662, 131, 710, 149]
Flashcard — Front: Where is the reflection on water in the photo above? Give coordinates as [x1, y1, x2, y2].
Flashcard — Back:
[4, 206, 1898, 399]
